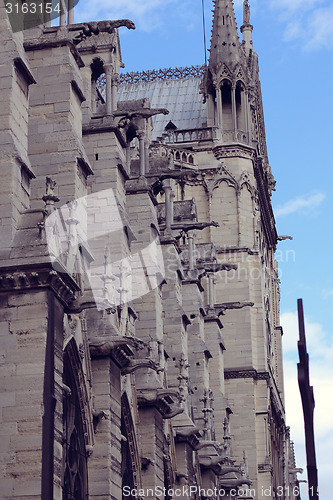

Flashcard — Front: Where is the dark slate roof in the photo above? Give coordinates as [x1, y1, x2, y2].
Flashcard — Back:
[118, 77, 207, 141]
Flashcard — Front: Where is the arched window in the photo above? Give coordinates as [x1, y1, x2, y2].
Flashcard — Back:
[164, 458, 173, 500]
[221, 80, 232, 130]
[121, 394, 141, 500]
[236, 81, 246, 131]
[62, 350, 88, 500]
[121, 412, 136, 500]
[90, 58, 105, 113]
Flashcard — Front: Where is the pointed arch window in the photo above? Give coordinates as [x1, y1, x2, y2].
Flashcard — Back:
[221, 80, 232, 130]
[91, 57, 105, 114]
[236, 81, 246, 132]
[62, 350, 89, 500]
[121, 394, 141, 500]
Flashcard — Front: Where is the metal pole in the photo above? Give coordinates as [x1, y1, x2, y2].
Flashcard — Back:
[297, 298, 319, 500]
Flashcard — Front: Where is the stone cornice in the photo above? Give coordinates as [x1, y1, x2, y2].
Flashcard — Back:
[82, 117, 127, 148]
[213, 144, 256, 161]
[0, 265, 79, 306]
[224, 369, 270, 381]
[24, 36, 84, 69]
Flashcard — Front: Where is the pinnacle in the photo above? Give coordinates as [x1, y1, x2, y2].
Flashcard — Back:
[209, 0, 242, 71]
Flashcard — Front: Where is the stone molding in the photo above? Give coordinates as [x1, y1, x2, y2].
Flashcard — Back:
[224, 369, 270, 381]
[0, 267, 78, 306]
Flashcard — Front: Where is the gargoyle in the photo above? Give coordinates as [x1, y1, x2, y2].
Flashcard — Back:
[194, 440, 222, 452]
[199, 455, 226, 467]
[170, 221, 219, 233]
[117, 108, 169, 143]
[72, 19, 135, 45]
[219, 465, 243, 476]
[136, 388, 179, 402]
[215, 301, 254, 314]
[116, 108, 169, 121]
[204, 263, 238, 273]
[93, 409, 109, 432]
[164, 405, 184, 419]
[121, 358, 160, 375]
[220, 478, 252, 488]
[175, 426, 201, 439]
[277, 235, 293, 241]
[66, 295, 115, 314]
[89, 336, 144, 357]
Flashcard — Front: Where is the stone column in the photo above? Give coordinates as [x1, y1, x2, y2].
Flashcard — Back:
[188, 232, 195, 272]
[163, 180, 174, 232]
[68, 0, 75, 24]
[144, 136, 150, 174]
[111, 74, 119, 113]
[208, 273, 216, 309]
[244, 89, 249, 136]
[60, 0, 67, 26]
[91, 79, 97, 114]
[104, 64, 113, 116]
[126, 143, 131, 170]
[137, 130, 146, 177]
[232, 83, 237, 141]
[246, 89, 252, 144]
[241, 24, 254, 57]
[215, 81, 223, 132]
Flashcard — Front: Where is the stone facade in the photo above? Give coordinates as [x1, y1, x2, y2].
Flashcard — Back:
[0, 1, 300, 499]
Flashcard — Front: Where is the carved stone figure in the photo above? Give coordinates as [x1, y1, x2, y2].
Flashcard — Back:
[243, 0, 251, 25]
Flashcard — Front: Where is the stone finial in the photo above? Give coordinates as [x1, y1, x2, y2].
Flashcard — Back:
[243, 0, 251, 25]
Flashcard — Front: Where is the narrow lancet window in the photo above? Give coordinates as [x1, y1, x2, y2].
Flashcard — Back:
[62, 352, 88, 500]
[221, 80, 232, 130]
[236, 81, 246, 131]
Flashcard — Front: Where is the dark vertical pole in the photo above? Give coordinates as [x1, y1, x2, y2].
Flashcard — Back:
[41, 291, 56, 499]
[202, 0, 207, 66]
[297, 298, 319, 500]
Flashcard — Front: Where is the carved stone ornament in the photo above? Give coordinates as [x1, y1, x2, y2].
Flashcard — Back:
[243, 0, 251, 25]
[0, 269, 76, 306]
[72, 19, 136, 46]
[136, 388, 184, 419]
[214, 145, 255, 161]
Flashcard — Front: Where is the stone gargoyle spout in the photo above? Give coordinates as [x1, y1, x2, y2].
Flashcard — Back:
[199, 455, 226, 467]
[121, 358, 160, 375]
[89, 336, 144, 357]
[219, 466, 242, 476]
[220, 478, 252, 488]
[194, 440, 222, 452]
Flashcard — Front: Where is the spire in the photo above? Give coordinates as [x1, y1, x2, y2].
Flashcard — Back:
[209, 0, 242, 71]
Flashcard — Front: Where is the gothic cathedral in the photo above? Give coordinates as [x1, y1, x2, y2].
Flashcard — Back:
[0, 0, 299, 499]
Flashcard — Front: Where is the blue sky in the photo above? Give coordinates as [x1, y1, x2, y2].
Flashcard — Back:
[75, 0, 333, 496]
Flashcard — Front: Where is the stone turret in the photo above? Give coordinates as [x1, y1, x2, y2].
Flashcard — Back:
[206, 0, 252, 144]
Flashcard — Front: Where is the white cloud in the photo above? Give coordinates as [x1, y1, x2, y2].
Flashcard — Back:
[274, 192, 325, 217]
[281, 312, 333, 498]
[304, 6, 333, 50]
[268, 0, 333, 50]
[322, 289, 333, 300]
[269, 0, 324, 14]
[75, 0, 187, 32]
